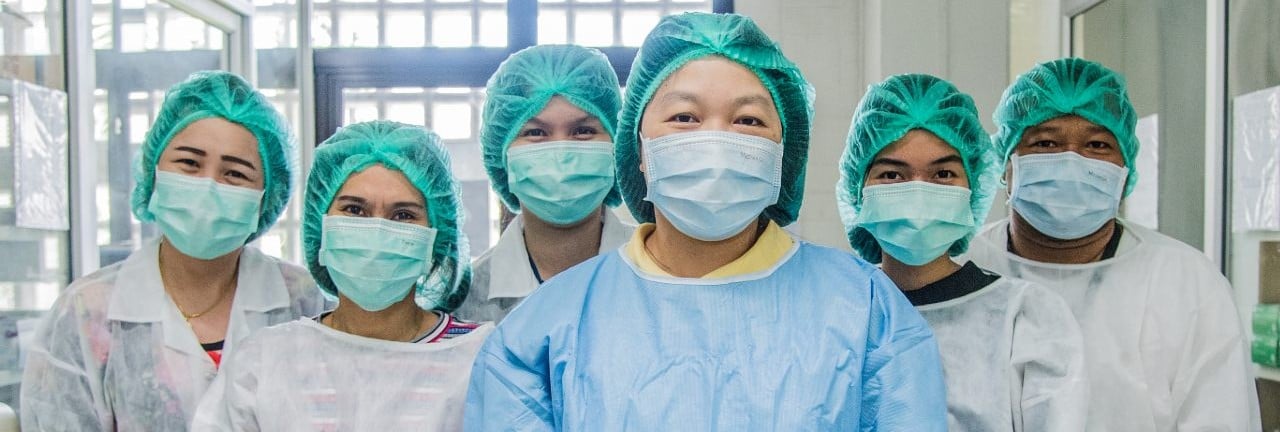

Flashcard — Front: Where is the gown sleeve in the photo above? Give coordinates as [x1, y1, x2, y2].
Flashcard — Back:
[20, 288, 113, 431]
[464, 323, 557, 432]
[858, 270, 948, 432]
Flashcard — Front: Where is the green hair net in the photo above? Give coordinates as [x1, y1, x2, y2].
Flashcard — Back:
[615, 12, 815, 225]
[131, 70, 297, 243]
[481, 44, 623, 213]
[303, 121, 470, 312]
[993, 57, 1139, 196]
[837, 74, 999, 264]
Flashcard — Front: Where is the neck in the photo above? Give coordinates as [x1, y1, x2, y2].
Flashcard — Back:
[1008, 212, 1117, 264]
[327, 295, 436, 342]
[521, 208, 605, 280]
[644, 212, 764, 278]
[880, 254, 961, 291]
[158, 237, 241, 302]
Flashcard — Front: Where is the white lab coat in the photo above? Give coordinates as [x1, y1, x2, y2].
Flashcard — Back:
[918, 274, 1088, 431]
[965, 219, 1261, 431]
[191, 318, 494, 431]
[455, 209, 633, 322]
[19, 238, 328, 431]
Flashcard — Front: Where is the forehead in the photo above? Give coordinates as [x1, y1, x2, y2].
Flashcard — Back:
[532, 96, 595, 123]
[873, 129, 960, 162]
[167, 117, 259, 155]
[1027, 115, 1113, 136]
[335, 164, 425, 203]
[650, 56, 775, 107]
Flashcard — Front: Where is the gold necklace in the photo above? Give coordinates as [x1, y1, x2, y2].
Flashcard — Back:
[159, 241, 234, 322]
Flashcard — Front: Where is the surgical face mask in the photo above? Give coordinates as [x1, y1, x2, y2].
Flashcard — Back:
[855, 181, 975, 266]
[641, 130, 783, 241]
[319, 215, 438, 312]
[506, 140, 615, 226]
[1009, 151, 1128, 240]
[148, 171, 263, 260]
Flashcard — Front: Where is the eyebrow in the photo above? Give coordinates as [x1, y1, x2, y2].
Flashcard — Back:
[1026, 123, 1111, 136]
[733, 94, 773, 109]
[222, 155, 258, 171]
[391, 202, 427, 211]
[870, 155, 963, 168]
[172, 146, 207, 156]
[526, 114, 596, 128]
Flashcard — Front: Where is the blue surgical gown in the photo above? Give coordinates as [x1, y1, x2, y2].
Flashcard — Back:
[464, 241, 947, 431]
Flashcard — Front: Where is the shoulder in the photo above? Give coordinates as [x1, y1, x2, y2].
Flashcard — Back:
[48, 262, 127, 322]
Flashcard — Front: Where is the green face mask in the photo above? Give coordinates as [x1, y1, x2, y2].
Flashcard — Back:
[319, 215, 437, 312]
[148, 171, 263, 260]
[506, 141, 615, 226]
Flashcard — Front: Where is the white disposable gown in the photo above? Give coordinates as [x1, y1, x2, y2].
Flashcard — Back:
[20, 239, 328, 430]
[191, 318, 494, 431]
[965, 219, 1261, 431]
[914, 268, 1089, 431]
[456, 210, 633, 322]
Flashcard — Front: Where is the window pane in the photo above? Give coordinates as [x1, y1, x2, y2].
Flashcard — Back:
[312, 14, 334, 47]
[386, 12, 426, 47]
[338, 10, 379, 46]
[432, 10, 474, 47]
[254, 16, 285, 49]
[573, 10, 615, 46]
[479, 10, 508, 47]
[538, 10, 568, 44]
[621, 10, 660, 47]
[385, 102, 426, 125]
[432, 102, 472, 139]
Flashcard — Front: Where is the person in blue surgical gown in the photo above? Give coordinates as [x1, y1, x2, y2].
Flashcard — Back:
[965, 58, 1260, 431]
[463, 12, 947, 431]
[838, 73, 1088, 431]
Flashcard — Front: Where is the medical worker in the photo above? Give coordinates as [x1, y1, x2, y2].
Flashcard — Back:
[965, 58, 1261, 431]
[20, 71, 327, 430]
[458, 44, 632, 322]
[838, 73, 1088, 431]
[465, 13, 946, 431]
[192, 121, 492, 431]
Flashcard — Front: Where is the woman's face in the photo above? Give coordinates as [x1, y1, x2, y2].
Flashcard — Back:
[863, 129, 969, 189]
[638, 56, 783, 145]
[326, 164, 430, 228]
[156, 117, 265, 190]
[509, 96, 611, 149]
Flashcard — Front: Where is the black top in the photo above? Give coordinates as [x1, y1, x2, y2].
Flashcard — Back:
[902, 261, 1002, 307]
[1006, 223, 1126, 260]
[201, 340, 225, 352]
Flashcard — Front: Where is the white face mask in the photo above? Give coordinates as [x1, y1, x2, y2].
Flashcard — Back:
[1009, 151, 1128, 240]
[641, 130, 783, 241]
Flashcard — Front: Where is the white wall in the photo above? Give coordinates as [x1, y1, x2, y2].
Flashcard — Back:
[736, 0, 1020, 250]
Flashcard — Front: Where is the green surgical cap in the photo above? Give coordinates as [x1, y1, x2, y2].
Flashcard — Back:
[615, 12, 815, 225]
[837, 74, 998, 263]
[131, 70, 297, 243]
[993, 57, 1139, 196]
[481, 44, 623, 212]
[303, 121, 470, 312]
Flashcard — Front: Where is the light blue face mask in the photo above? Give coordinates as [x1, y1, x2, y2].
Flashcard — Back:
[855, 181, 975, 266]
[506, 140, 615, 226]
[641, 130, 783, 241]
[319, 215, 438, 312]
[1009, 151, 1128, 240]
[148, 171, 263, 260]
